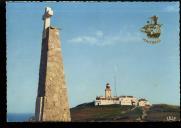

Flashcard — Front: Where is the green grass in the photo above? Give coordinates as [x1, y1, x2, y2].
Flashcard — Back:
[71, 103, 140, 121]
[70, 103, 180, 122]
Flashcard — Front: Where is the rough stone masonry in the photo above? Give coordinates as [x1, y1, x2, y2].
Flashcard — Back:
[35, 7, 71, 121]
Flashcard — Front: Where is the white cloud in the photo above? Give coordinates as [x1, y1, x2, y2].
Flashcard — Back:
[69, 37, 83, 43]
[69, 36, 97, 45]
[164, 5, 179, 12]
[68, 29, 142, 46]
[95, 30, 104, 37]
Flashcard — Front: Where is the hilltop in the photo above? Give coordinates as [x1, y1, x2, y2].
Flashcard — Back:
[70, 102, 180, 122]
[26, 102, 180, 122]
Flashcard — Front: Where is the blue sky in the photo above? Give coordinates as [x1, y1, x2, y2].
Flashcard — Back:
[7, 2, 180, 113]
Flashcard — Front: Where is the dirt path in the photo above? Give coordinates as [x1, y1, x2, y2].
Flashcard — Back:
[136, 107, 150, 122]
[141, 108, 147, 119]
[112, 106, 138, 121]
[131, 106, 137, 111]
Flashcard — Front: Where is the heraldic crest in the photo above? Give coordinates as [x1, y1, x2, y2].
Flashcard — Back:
[140, 15, 162, 44]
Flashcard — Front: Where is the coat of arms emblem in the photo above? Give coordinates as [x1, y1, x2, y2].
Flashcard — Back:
[140, 15, 162, 44]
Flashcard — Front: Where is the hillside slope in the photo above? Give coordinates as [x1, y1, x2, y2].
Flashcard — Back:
[145, 104, 180, 121]
[70, 102, 143, 122]
[70, 102, 180, 122]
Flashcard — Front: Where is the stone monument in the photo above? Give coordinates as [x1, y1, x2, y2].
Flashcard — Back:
[35, 7, 71, 121]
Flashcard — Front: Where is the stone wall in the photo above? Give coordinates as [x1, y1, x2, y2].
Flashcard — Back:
[35, 27, 71, 121]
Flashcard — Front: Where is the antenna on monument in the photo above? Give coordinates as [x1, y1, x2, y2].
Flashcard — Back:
[113, 65, 118, 97]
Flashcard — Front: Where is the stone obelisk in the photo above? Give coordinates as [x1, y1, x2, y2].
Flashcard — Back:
[35, 7, 71, 121]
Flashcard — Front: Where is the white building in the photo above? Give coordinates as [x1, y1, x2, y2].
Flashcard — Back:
[138, 98, 151, 107]
[119, 96, 138, 106]
[95, 83, 151, 107]
[95, 83, 120, 106]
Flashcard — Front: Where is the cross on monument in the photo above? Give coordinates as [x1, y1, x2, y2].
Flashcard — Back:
[42, 7, 53, 38]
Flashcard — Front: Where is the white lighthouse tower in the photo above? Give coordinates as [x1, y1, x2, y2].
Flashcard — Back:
[105, 83, 112, 99]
